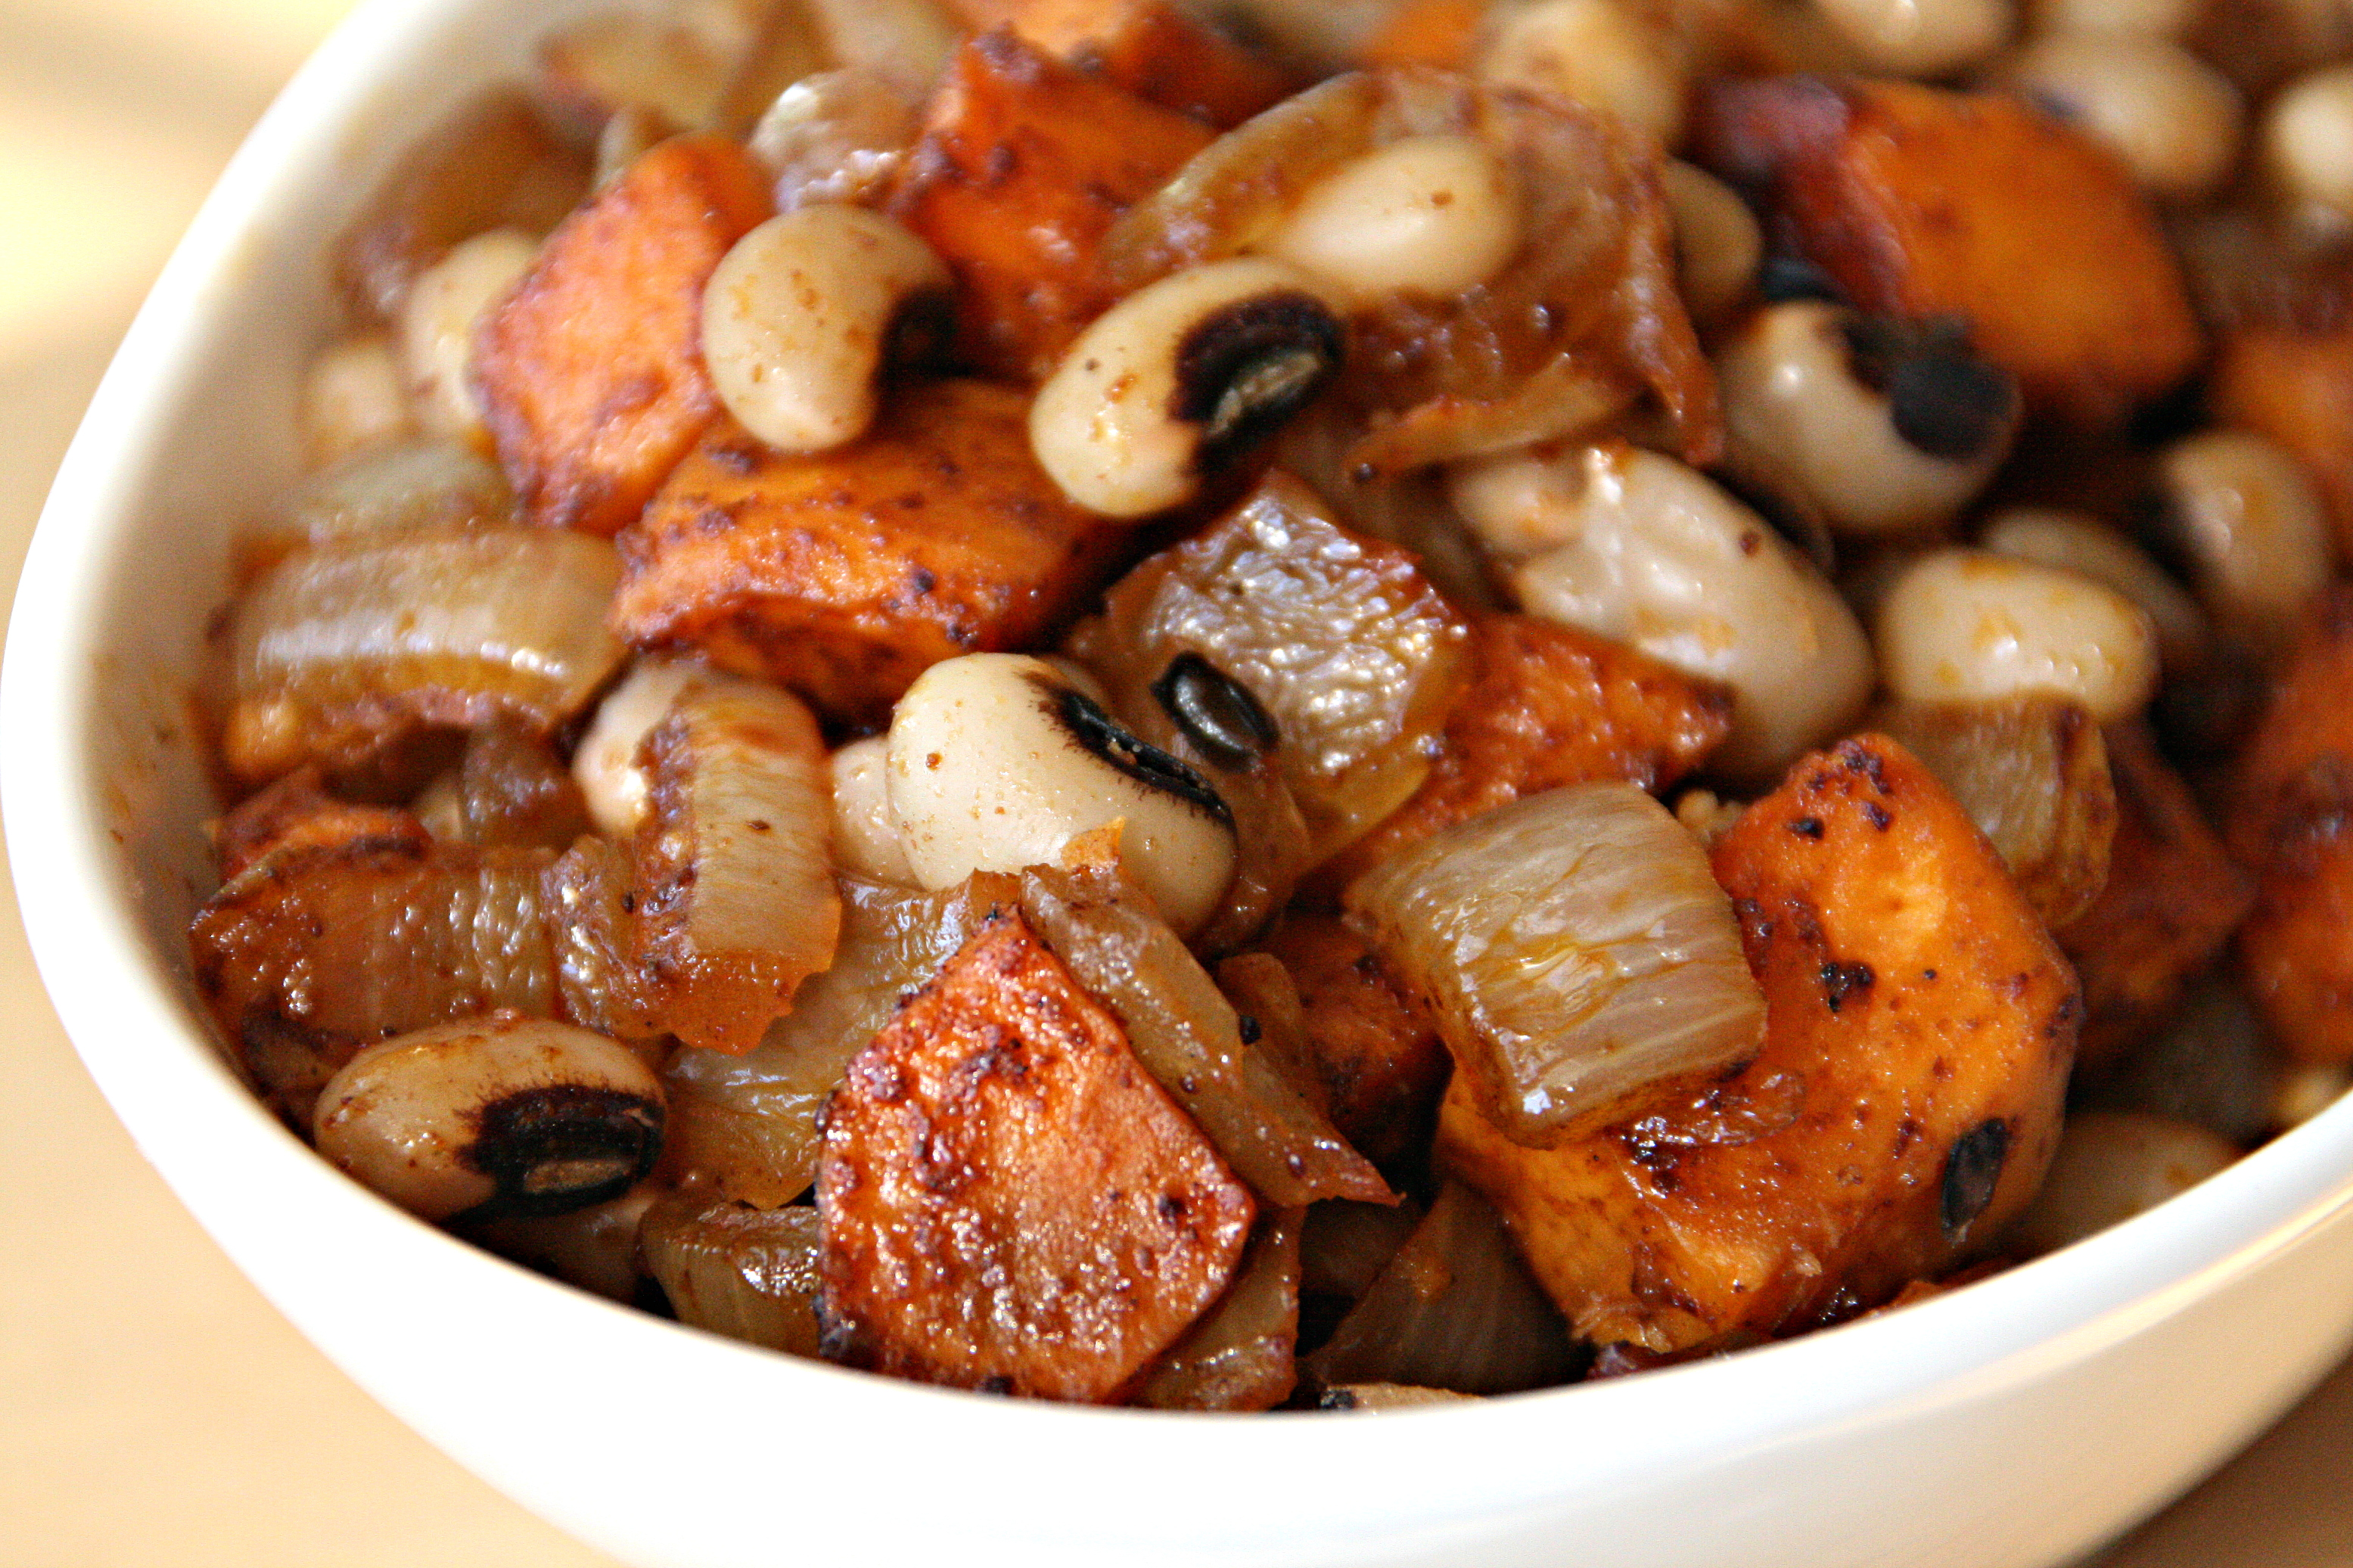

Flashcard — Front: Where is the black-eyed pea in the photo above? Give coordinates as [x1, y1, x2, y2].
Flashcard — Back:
[1979, 507, 2208, 674]
[2262, 64, 2353, 226]
[1661, 162, 1761, 328]
[397, 227, 539, 444]
[464, 1183, 660, 1303]
[748, 68, 920, 213]
[1715, 303, 2019, 537]
[883, 654, 1239, 936]
[1504, 444, 1876, 785]
[1476, 0, 1689, 147]
[1874, 548, 2161, 721]
[313, 1014, 666, 1223]
[300, 334, 414, 469]
[828, 734, 914, 885]
[2148, 430, 2336, 655]
[1445, 449, 1588, 560]
[2003, 35, 2242, 201]
[1811, 0, 2013, 76]
[2006, 1110, 2239, 1256]
[572, 656, 713, 839]
[1257, 135, 1523, 307]
[701, 206, 950, 455]
[1029, 259, 1344, 519]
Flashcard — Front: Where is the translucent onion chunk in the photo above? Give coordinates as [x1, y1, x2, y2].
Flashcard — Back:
[415, 720, 593, 852]
[269, 437, 514, 548]
[222, 526, 628, 786]
[639, 1194, 824, 1357]
[1346, 781, 1766, 1145]
[1136, 1209, 1304, 1411]
[634, 674, 842, 1054]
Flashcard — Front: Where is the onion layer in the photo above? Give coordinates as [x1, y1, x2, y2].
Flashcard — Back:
[1136, 1209, 1304, 1411]
[1347, 781, 1766, 1145]
[639, 1194, 824, 1356]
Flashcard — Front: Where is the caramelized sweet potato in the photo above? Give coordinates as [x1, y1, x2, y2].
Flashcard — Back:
[1441, 736, 2076, 1353]
[816, 909, 1255, 1400]
[2212, 324, 2353, 557]
[2227, 585, 2353, 861]
[1693, 78, 2201, 430]
[1357, 0, 1482, 70]
[1257, 915, 1447, 1163]
[474, 134, 772, 536]
[1323, 616, 1733, 886]
[2057, 722, 2252, 1066]
[942, 0, 1293, 126]
[614, 381, 1124, 725]
[891, 30, 1215, 379]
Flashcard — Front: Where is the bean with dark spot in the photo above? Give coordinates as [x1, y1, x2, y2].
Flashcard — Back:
[1941, 1119, 2011, 1237]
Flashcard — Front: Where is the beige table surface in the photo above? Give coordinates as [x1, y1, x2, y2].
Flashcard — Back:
[2, 2, 2350, 1564]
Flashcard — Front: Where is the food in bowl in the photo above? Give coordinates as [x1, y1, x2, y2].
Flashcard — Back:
[182, 0, 2353, 1408]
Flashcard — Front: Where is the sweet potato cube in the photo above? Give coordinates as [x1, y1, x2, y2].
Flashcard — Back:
[1357, 0, 1484, 70]
[474, 134, 772, 536]
[2056, 722, 2252, 1066]
[943, 0, 1293, 126]
[892, 30, 1215, 379]
[1693, 78, 2201, 430]
[614, 380, 1124, 725]
[817, 909, 1256, 1401]
[1442, 736, 2077, 1353]
[1325, 616, 1733, 884]
[2213, 323, 2353, 556]
[1257, 916, 1447, 1163]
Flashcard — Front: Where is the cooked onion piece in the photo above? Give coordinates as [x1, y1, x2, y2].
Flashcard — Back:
[639, 1194, 824, 1356]
[222, 526, 627, 786]
[414, 721, 592, 851]
[664, 874, 1012, 1207]
[634, 674, 841, 1054]
[269, 438, 514, 547]
[540, 835, 662, 1043]
[1347, 782, 1766, 1144]
[1136, 1209, 1305, 1411]
[1019, 862, 1392, 1206]
[1065, 474, 1468, 860]
[749, 68, 922, 210]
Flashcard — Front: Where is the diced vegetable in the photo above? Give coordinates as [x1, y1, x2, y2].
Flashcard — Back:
[1136, 1209, 1305, 1411]
[640, 1195, 825, 1355]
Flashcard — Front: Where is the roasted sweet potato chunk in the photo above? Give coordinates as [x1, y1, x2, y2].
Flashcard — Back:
[1258, 915, 1447, 1163]
[2056, 722, 2252, 1066]
[1441, 736, 2077, 1353]
[943, 0, 1292, 126]
[1357, 0, 1482, 70]
[891, 29, 1215, 379]
[817, 909, 1255, 1400]
[2213, 324, 2353, 557]
[1694, 78, 2201, 430]
[474, 134, 772, 536]
[1323, 616, 1733, 886]
[614, 380, 1124, 725]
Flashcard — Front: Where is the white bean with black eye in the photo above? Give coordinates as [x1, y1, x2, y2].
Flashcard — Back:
[1257, 135, 1523, 307]
[2263, 64, 2353, 225]
[1447, 449, 1589, 560]
[1661, 162, 1761, 328]
[702, 206, 950, 455]
[1477, 0, 1689, 146]
[2005, 35, 2242, 201]
[1503, 445, 1876, 786]
[1811, 0, 2012, 77]
[829, 734, 914, 884]
[1874, 548, 2161, 721]
[572, 656, 712, 838]
[2006, 1110, 2238, 1256]
[314, 1014, 665, 1223]
[2149, 430, 2335, 655]
[1978, 507, 2208, 674]
[884, 654, 1239, 936]
[399, 228, 539, 442]
[1030, 258, 1344, 519]
[1715, 302, 2019, 537]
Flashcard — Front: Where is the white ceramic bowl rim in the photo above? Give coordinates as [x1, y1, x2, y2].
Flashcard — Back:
[9, 0, 2353, 1553]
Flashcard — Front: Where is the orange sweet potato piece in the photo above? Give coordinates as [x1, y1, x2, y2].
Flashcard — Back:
[614, 380, 1126, 725]
[2239, 840, 2353, 1066]
[1323, 616, 1733, 885]
[2056, 722, 2253, 1067]
[1357, 0, 1483, 70]
[474, 134, 772, 536]
[1257, 915, 1447, 1163]
[2212, 324, 2353, 557]
[1442, 736, 2077, 1353]
[816, 908, 1256, 1400]
[891, 29, 1216, 379]
[943, 0, 1292, 126]
[1693, 77, 2201, 430]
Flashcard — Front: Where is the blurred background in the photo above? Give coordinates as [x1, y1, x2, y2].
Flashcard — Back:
[0, 2, 2346, 1563]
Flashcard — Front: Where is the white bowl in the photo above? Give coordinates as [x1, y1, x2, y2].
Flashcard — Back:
[11, 3, 2353, 1564]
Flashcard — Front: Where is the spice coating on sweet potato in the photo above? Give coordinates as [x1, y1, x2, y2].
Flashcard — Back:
[1324, 616, 1733, 885]
[474, 134, 772, 536]
[614, 381, 1125, 725]
[1258, 915, 1447, 1162]
[1441, 735, 2077, 1352]
[942, 0, 1293, 126]
[891, 30, 1216, 380]
[817, 909, 1255, 1400]
[2212, 324, 2353, 557]
[1693, 78, 2201, 430]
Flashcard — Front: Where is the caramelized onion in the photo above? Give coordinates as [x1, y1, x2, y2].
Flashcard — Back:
[1137, 1209, 1305, 1411]
[634, 675, 841, 1054]
[1019, 862, 1392, 1206]
[639, 1194, 825, 1357]
[1346, 782, 1766, 1145]
[414, 721, 593, 851]
[541, 836, 662, 1042]
[222, 526, 627, 786]
[269, 438, 514, 547]
[664, 874, 1012, 1207]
